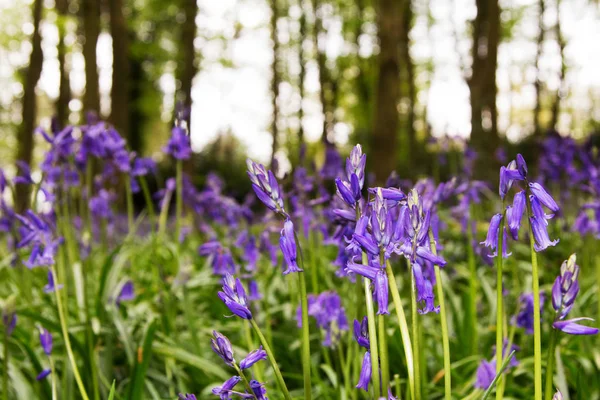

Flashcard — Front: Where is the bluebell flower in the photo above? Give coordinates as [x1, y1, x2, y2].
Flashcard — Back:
[211, 331, 235, 366]
[528, 182, 559, 213]
[298, 291, 349, 347]
[530, 216, 559, 252]
[43, 270, 63, 293]
[280, 219, 302, 275]
[178, 394, 197, 400]
[508, 190, 526, 239]
[474, 359, 495, 390]
[2, 311, 16, 337]
[39, 328, 52, 355]
[553, 318, 599, 335]
[212, 376, 241, 399]
[239, 346, 267, 369]
[374, 269, 389, 315]
[247, 159, 286, 216]
[116, 281, 135, 305]
[164, 126, 192, 160]
[353, 317, 370, 349]
[514, 293, 544, 334]
[356, 351, 371, 391]
[218, 273, 252, 319]
[250, 380, 268, 400]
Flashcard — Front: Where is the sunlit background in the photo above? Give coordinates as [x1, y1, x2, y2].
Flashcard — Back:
[0, 0, 599, 166]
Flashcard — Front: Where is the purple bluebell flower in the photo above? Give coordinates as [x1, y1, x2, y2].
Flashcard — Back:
[131, 157, 156, 177]
[346, 144, 366, 188]
[474, 359, 495, 390]
[552, 318, 599, 335]
[178, 394, 197, 400]
[116, 281, 135, 305]
[386, 388, 398, 400]
[552, 390, 562, 400]
[481, 213, 502, 250]
[44, 270, 63, 293]
[353, 317, 370, 349]
[372, 188, 393, 249]
[39, 328, 52, 355]
[164, 126, 192, 160]
[508, 191, 525, 239]
[356, 351, 371, 391]
[89, 190, 113, 220]
[528, 182, 559, 213]
[280, 219, 302, 275]
[247, 159, 286, 215]
[298, 291, 349, 347]
[211, 331, 235, 366]
[239, 346, 267, 369]
[516, 153, 528, 178]
[212, 376, 241, 399]
[198, 240, 236, 275]
[499, 160, 523, 200]
[13, 161, 35, 186]
[514, 293, 544, 334]
[412, 262, 439, 314]
[529, 216, 559, 252]
[248, 280, 262, 301]
[16, 210, 62, 268]
[218, 273, 252, 319]
[250, 380, 268, 400]
[374, 269, 389, 315]
[36, 369, 51, 380]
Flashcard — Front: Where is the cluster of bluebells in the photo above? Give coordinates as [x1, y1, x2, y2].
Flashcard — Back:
[297, 291, 349, 347]
[513, 292, 545, 334]
[550, 254, 599, 335]
[483, 154, 560, 258]
[206, 331, 268, 399]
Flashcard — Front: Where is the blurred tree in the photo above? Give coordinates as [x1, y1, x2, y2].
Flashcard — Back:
[533, 0, 545, 135]
[297, 0, 307, 149]
[109, 0, 131, 143]
[56, 0, 71, 128]
[311, 0, 332, 143]
[175, 0, 199, 131]
[399, 0, 416, 166]
[468, 0, 500, 177]
[15, 0, 44, 211]
[550, 0, 566, 131]
[270, 0, 281, 168]
[81, 0, 100, 115]
[372, 0, 402, 182]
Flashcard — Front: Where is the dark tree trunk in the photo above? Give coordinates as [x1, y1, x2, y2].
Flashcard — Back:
[128, 56, 144, 154]
[311, 0, 331, 144]
[533, 0, 545, 135]
[270, 0, 280, 168]
[550, 0, 565, 131]
[298, 0, 306, 148]
[15, 0, 44, 211]
[81, 0, 100, 116]
[399, 0, 416, 166]
[109, 0, 130, 140]
[372, 0, 402, 183]
[468, 0, 501, 177]
[176, 0, 199, 131]
[56, 0, 71, 128]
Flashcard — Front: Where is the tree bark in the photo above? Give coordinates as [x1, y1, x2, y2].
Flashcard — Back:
[176, 0, 199, 131]
[56, 0, 71, 129]
[468, 0, 501, 176]
[15, 0, 44, 211]
[533, 0, 545, 135]
[550, 0, 565, 131]
[81, 0, 100, 116]
[372, 0, 402, 183]
[270, 0, 280, 168]
[298, 0, 306, 148]
[109, 0, 130, 140]
[399, 0, 416, 166]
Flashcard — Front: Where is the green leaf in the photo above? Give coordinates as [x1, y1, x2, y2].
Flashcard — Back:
[108, 380, 116, 400]
[127, 318, 158, 400]
[151, 343, 229, 380]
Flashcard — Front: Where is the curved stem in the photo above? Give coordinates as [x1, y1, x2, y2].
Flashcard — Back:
[428, 230, 451, 400]
[49, 356, 57, 400]
[385, 261, 416, 400]
[409, 261, 422, 400]
[378, 315, 389, 392]
[495, 208, 506, 400]
[544, 328, 558, 400]
[363, 253, 381, 398]
[250, 319, 292, 400]
[139, 176, 156, 231]
[124, 174, 134, 233]
[175, 159, 182, 243]
[50, 267, 90, 400]
[293, 230, 312, 400]
[526, 199, 543, 400]
[466, 214, 479, 355]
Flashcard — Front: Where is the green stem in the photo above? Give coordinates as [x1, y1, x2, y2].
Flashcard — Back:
[3, 325, 8, 400]
[363, 254, 381, 398]
[49, 356, 57, 400]
[234, 364, 258, 400]
[544, 328, 558, 400]
[124, 174, 134, 234]
[50, 267, 90, 400]
[385, 261, 416, 400]
[249, 319, 292, 400]
[378, 314, 389, 392]
[495, 208, 506, 400]
[139, 176, 156, 231]
[409, 261, 422, 400]
[526, 199, 543, 400]
[429, 230, 451, 400]
[293, 230, 312, 400]
[175, 160, 183, 243]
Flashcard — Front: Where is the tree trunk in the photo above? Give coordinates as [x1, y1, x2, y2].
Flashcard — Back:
[270, 0, 280, 168]
[533, 0, 545, 135]
[550, 0, 565, 131]
[298, 0, 306, 148]
[311, 0, 331, 144]
[468, 0, 501, 177]
[56, 0, 71, 129]
[399, 0, 416, 166]
[81, 0, 100, 116]
[109, 0, 130, 140]
[372, 0, 402, 183]
[176, 0, 199, 131]
[15, 0, 44, 211]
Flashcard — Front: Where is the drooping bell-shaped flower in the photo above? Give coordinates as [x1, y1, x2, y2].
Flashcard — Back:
[247, 159, 286, 216]
[530, 216, 559, 252]
[250, 380, 269, 400]
[353, 317, 370, 349]
[212, 376, 241, 398]
[474, 359, 495, 390]
[280, 219, 303, 275]
[239, 346, 267, 369]
[211, 331, 235, 366]
[356, 351, 371, 391]
[217, 273, 253, 320]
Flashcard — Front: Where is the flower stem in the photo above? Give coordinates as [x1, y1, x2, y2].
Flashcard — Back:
[363, 253, 381, 398]
[139, 176, 156, 231]
[466, 215, 479, 355]
[3, 325, 8, 400]
[49, 356, 57, 400]
[495, 209, 506, 400]
[249, 319, 293, 400]
[124, 173, 134, 233]
[50, 267, 90, 400]
[293, 230, 312, 400]
[428, 230, 451, 400]
[544, 328, 558, 400]
[378, 314, 389, 392]
[526, 200, 543, 400]
[234, 364, 258, 400]
[409, 261, 422, 400]
[385, 260, 416, 400]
